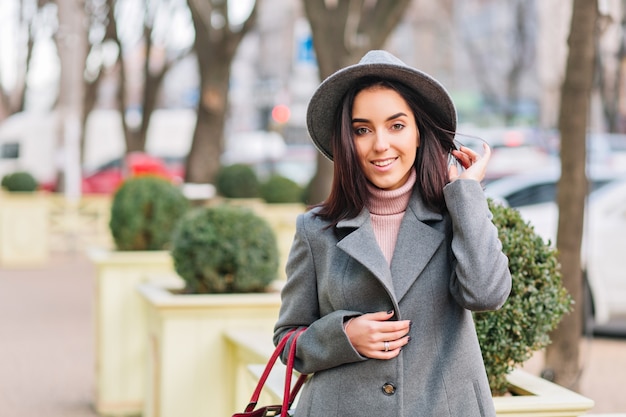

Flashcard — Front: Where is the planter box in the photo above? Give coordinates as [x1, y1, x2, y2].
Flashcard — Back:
[0, 191, 49, 267]
[89, 249, 179, 416]
[137, 281, 282, 417]
[255, 203, 305, 282]
[494, 369, 594, 416]
[48, 194, 113, 251]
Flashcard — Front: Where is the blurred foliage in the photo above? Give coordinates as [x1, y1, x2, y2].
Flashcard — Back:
[260, 174, 304, 204]
[171, 204, 278, 294]
[474, 200, 573, 395]
[1, 171, 38, 192]
[215, 164, 260, 199]
[109, 175, 189, 251]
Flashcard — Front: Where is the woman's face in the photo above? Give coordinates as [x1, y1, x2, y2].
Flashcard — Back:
[351, 86, 419, 190]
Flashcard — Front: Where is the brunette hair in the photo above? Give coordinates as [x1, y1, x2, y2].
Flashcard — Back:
[314, 77, 456, 227]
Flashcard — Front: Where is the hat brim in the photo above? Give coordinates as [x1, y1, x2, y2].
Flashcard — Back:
[306, 61, 457, 161]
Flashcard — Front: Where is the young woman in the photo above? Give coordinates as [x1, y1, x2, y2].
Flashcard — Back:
[274, 50, 511, 417]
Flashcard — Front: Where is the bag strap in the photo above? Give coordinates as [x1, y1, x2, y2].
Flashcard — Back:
[282, 328, 307, 411]
[243, 328, 307, 412]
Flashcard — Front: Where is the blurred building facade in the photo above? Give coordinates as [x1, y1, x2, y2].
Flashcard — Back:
[123, 0, 626, 142]
[218, 0, 612, 146]
[3, 0, 624, 136]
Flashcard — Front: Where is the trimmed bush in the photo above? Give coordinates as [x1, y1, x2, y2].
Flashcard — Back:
[260, 174, 304, 204]
[1, 171, 38, 192]
[109, 175, 189, 251]
[171, 204, 279, 294]
[215, 164, 260, 198]
[475, 200, 573, 395]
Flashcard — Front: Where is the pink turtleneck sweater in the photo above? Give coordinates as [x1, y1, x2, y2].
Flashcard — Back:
[366, 169, 416, 265]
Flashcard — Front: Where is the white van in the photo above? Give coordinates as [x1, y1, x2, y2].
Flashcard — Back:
[0, 111, 60, 185]
[0, 109, 196, 188]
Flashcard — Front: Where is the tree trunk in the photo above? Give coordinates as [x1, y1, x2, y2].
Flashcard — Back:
[54, 0, 88, 197]
[136, 8, 187, 151]
[597, 1, 625, 133]
[302, 0, 412, 204]
[96, 0, 189, 157]
[184, 0, 257, 184]
[0, 0, 40, 121]
[544, 0, 597, 391]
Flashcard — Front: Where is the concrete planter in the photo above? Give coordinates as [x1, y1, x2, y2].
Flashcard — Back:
[48, 194, 113, 251]
[89, 249, 179, 416]
[137, 280, 281, 417]
[494, 369, 594, 416]
[255, 203, 304, 282]
[0, 191, 49, 267]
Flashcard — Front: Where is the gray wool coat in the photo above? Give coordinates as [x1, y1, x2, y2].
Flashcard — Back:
[274, 179, 512, 417]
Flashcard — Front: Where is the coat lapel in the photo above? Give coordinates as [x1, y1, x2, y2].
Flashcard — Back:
[390, 193, 445, 302]
[335, 190, 446, 303]
[336, 210, 396, 297]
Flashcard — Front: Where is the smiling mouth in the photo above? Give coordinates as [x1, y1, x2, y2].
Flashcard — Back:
[372, 158, 397, 167]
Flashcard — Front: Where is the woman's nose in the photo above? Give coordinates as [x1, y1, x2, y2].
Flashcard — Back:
[373, 132, 390, 152]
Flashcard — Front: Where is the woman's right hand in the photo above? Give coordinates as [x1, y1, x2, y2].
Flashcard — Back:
[344, 310, 411, 359]
[449, 142, 491, 183]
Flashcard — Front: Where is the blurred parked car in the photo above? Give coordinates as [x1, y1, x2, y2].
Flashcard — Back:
[455, 126, 558, 182]
[485, 170, 626, 333]
[45, 152, 185, 194]
[484, 167, 616, 208]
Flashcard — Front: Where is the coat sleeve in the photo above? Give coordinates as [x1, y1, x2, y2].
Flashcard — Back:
[443, 179, 512, 311]
[273, 213, 366, 374]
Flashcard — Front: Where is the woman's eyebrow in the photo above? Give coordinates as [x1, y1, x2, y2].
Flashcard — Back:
[387, 112, 408, 121]
[351, 112, 408, 124]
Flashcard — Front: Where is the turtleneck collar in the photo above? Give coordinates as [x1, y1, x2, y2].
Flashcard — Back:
[366, 168, 416, 215]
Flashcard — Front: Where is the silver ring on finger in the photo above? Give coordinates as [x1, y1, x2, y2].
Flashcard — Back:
[384, 341, 390, 352]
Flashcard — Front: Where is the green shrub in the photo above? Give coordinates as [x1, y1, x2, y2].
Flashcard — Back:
[171, 204, 279, 294]
[1, 171, 38, 192]
[215, 164, 260, 198]
[475, 200, 573, 395]
[109, 175, 189, 251]
[260, 174, 304, 204]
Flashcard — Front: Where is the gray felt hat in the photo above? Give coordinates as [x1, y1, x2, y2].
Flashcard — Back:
[306, 50, 457, 161]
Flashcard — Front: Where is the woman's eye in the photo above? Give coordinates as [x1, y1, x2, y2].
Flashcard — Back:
[354, 127, 369, 135]
[391, 123, 404, 131]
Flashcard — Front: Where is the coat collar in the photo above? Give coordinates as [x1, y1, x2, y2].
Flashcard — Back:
[336, 188, 445, 303]
[336, 187, 443, 228]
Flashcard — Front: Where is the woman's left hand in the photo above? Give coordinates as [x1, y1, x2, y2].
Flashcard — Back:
[448, 142, 491, 183]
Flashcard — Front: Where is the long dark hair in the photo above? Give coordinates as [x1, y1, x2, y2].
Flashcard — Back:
[314, 76, 456, 227]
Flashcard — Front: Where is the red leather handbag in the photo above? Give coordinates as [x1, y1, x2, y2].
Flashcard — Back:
[232, 328, 308, 417]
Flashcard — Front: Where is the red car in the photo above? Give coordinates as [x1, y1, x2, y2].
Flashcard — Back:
[80, 152, 185, 194]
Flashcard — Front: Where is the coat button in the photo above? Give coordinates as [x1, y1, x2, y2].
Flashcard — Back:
[382, 382, 396, 395]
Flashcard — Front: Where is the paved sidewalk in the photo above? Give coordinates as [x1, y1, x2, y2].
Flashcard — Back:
[0, 252, 625, 416]
[0, 252, 99, 417]
[522, 336, 626, 415]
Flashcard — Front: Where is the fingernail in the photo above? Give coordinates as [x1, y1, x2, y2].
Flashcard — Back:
[387, 310, 394, 315]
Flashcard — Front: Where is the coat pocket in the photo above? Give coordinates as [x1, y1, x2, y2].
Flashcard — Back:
[443, 378, 491, 417]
